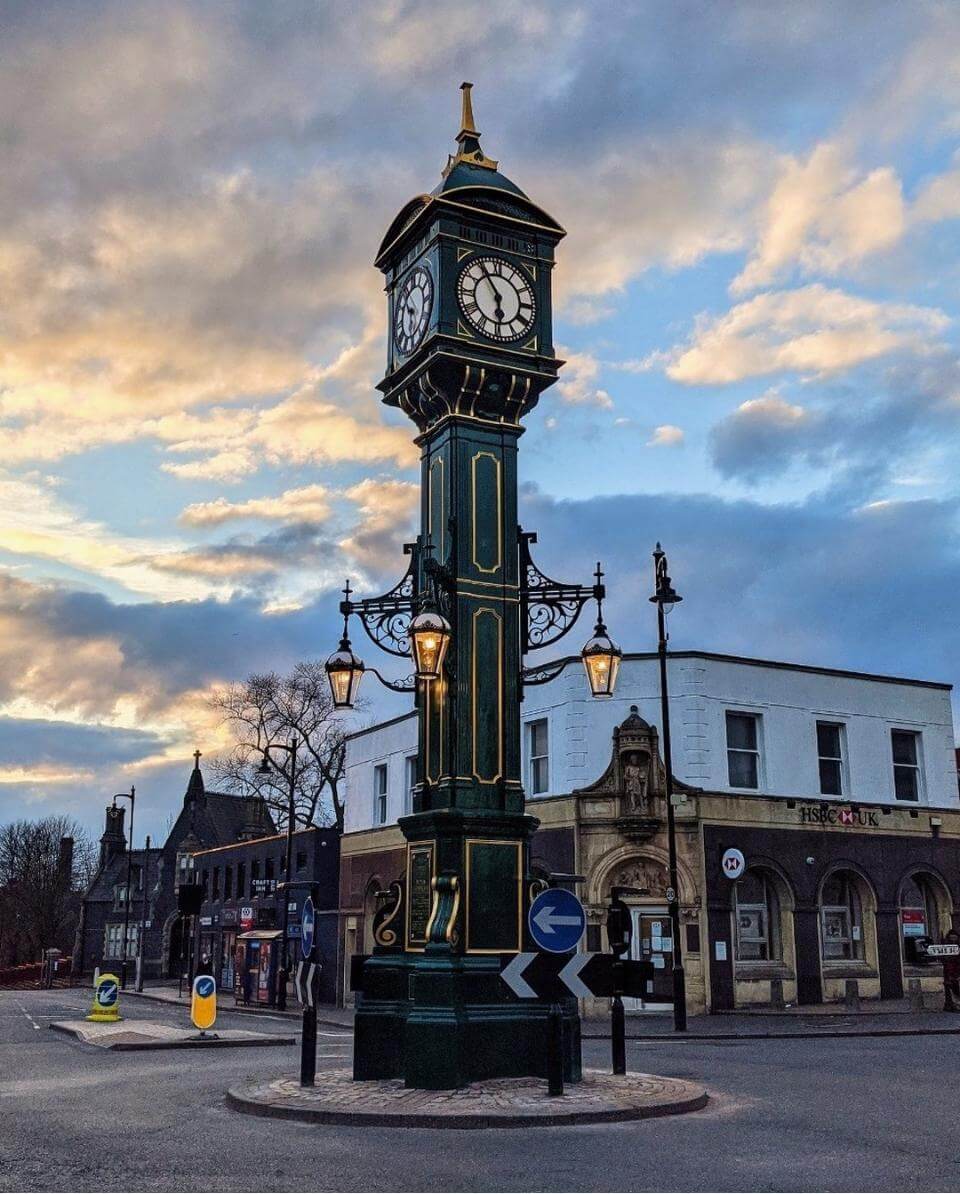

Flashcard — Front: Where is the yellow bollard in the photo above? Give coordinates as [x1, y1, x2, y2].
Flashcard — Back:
[86, 973, 122, 1022]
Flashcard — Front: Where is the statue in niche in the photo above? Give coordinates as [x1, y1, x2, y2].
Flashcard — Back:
[623, 751, 649, 813]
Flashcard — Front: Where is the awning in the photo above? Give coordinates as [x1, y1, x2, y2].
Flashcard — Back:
[237, 929, 283, 941]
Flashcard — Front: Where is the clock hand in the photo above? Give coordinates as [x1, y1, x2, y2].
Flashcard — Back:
[484, 275, 505, 321]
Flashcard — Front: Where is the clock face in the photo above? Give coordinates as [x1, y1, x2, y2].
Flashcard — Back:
[393, 265, 434, 356]
[457, 255, 536, 342]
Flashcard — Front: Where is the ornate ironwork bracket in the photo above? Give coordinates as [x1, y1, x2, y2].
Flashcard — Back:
[520, 659, 568, 688]
[341, 542, 419, 658]
[519, 529, 603, 653]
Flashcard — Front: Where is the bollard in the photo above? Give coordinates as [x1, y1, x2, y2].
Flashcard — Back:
[546, 1004, 564, 1097]
[611, 993, 626, 1076]
[908, 977, 924, 1013]
[770, 976, 785, 1010]
[844, 978, 860, 1012]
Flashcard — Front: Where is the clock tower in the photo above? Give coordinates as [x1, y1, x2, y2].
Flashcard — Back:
[352, 85, 582, 1090]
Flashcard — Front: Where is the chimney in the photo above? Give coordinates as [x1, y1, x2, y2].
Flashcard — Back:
[99, 805, 126, 869]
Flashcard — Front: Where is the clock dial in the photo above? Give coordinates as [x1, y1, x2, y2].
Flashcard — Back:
[457, 255, 536, 342]
[393, 265, 434, 356]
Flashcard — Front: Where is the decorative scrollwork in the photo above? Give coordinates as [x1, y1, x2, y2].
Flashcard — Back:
[346, 544, 418, 658]
[519, 530, 602, 653]
[521, 659, 568, 687]
[373, 881, 404, 952]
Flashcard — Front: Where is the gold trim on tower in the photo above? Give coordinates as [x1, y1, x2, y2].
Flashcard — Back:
[471, 451, 502, 575]
[464, 839, 523, 954]
[471, 606, 503, 783]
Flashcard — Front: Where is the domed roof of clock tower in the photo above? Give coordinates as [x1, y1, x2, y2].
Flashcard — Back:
[375, 84, 562, 267]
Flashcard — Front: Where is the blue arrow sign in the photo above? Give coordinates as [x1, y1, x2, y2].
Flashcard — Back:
[528, 888, 586, 954]
[301, 896, 316, 960]
[194, 975, 215, 999]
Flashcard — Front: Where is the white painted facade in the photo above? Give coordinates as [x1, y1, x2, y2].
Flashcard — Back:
[343, 652, 959, 833]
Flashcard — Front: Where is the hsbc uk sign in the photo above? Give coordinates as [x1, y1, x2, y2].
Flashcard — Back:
[799, 805, 879, 828]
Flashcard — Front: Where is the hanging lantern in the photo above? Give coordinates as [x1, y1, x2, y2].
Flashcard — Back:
[325, 637, 365, 709]
[410, 608, 451, 681]
[581, 625, 622, 698]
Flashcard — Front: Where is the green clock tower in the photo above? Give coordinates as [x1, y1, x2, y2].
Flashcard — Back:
[334, 85, 616, 1090]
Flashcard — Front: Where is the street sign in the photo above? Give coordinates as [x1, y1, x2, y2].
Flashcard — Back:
[721, 847, 746, 880]
[294, 960, 319, 1007]
[191, 975, 217, 1031]
[528, 888, 586, 953]
[301, 896, 316, 960]
[500, 952, 653, 1000]
[921, 943, 960, 957]
[86, 972, 122, 1023]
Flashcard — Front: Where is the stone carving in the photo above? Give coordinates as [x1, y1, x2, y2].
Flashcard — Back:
[622, 751, 649, 813]
[607, 858, 669, 898]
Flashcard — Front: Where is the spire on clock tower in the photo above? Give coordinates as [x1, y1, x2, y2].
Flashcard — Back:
[444, 81, 499, 176]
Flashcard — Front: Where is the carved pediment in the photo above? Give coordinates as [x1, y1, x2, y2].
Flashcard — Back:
[606, 857, 669, 899]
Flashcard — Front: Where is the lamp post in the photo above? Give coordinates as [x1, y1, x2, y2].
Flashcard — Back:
[136, 834, 150, 992]
[650, 543, 686, 1031]
[113, 787, 135, 990]
[258, 738, 298, 1011]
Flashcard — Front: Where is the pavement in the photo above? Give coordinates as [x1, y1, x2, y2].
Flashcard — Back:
[50, 1019, 296, 1051]
[228, 1068, 708, 1129]
[6, 986, 960, 1191]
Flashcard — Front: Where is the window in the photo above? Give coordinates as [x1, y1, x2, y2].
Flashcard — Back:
[113, 884, 128, 910]
[892, 730, 921, 802]
[212, 866, 221, 901]
[265, 857, 275, 882]
[236, 862, 246, 899]
[251, 859, 260, 884]
[726, 712, 760, 789]
[374, 763, 388, 824]
[820, 872, 864, 961]
[295, 850, 307, 873]
[103, 923, 139, 959]
[817, 722, 845, 796]
[201, 868, 209, 898]
[224, 865, 233, 900]
[405, 755, 418, 816]
[528, 719, 549, 795]
[734, 870, 780, 962]
[900, 874, 941, 955]
[175, 851, 195, 890]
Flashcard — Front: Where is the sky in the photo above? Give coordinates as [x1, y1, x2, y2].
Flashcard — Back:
[2, 0, 960, 843]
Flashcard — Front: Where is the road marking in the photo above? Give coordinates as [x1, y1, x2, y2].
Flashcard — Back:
[17, 1002, 41, 1031]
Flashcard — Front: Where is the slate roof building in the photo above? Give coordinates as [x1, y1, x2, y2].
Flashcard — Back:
[74, 753, 275, 981]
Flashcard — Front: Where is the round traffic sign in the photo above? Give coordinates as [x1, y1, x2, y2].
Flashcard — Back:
[721, 847, 746, 880]
[95, 977, 118, 1007]
[194, 975, 215, 999]
[301, 896, 316, 960]
[528, 888, 586, 954]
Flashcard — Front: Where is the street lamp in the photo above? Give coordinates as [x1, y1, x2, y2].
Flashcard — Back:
[325, 581, 365, 709]
[258, 738, 298, 1011]
[581, 563, 622, 698]
[410, 605, 452, 681]
[649, 542, 686, 1031]
[112, 786, 135, 990]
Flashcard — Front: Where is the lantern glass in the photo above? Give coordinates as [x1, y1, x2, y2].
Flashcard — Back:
[325, 643, 365, 709]
[410, 609, 451, 681]
[581, 632, 622, 698]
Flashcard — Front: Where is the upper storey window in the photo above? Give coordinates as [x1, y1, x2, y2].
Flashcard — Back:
[726, 712, 761, 789]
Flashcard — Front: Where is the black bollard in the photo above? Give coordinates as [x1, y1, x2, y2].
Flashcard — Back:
[547, 1004, 564, 1096]
[611, 992, 626, 1075]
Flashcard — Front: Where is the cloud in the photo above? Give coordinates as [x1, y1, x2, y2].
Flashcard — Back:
[709, 394, 823, 481]
[179, 485, 333, 528]
[556, 349, 614, 408]
[732, 143, 905, 294]
[661, 285, 949, 385]
[340, 478, 419, 580]
[646, 425, 684, 448]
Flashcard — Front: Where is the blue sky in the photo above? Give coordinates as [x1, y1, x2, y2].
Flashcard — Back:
[1, 1, 959, 841]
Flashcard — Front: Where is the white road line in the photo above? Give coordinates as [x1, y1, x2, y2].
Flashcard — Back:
[16, 1002, 41, 1031]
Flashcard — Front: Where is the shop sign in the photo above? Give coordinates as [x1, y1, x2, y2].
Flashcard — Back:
[252, 878, 277, 894]
[239, 905, 254, 929]
[902, 908, 926, 937]
[221, 908, 237, 927]
[799, 805, 879, 828]
[199, 916, 213, 927]
[721, 848, 746, 880]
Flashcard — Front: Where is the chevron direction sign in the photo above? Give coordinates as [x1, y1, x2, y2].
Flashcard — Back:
[499, 952, 654, 1000]
[294, 959, 319, 1008]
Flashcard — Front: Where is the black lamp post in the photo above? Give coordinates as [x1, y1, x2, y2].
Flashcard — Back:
[112, 787, 135, 989]
[258, 738, 298, 1011]
[650, 543, 687, 1032]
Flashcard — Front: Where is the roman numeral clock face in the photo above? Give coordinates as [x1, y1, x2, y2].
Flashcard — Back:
[393, 265, 434, 356]
[457, 255, 536, 342]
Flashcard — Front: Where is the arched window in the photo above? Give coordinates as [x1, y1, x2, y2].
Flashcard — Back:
[734, 869, 781, 961]
[820, 871, 864, 960]
[900, 873, 944, 955]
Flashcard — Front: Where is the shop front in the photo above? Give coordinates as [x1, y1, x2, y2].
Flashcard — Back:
[702, 797, 960, 1010]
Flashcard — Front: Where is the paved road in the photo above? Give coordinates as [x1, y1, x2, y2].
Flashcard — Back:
[2, 988, 958, 1192]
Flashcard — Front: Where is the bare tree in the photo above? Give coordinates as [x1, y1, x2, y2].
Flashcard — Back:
[0, 816, 94, 966]
[209, 661, 348, 832]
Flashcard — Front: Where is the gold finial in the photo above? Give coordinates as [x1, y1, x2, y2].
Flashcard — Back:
[458, 81, 479, 139]
[443, 81, 498, 177]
